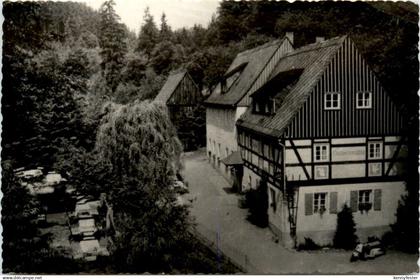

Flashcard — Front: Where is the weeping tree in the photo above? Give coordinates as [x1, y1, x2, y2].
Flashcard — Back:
[95, 100, 191, 273]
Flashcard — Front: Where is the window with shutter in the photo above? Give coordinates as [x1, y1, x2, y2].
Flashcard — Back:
[330, 192, 338, 214]
[305, 193, 313, 216]
[350, 191, 358, 212]
[374, 189, 382, 211]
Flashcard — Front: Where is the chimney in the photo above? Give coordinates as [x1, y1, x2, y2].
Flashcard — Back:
[285, 32, 294, 45]
[316, 36, 325, 43]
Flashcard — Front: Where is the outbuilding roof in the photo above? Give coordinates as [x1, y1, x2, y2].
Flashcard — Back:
[221, 151, 243, 166]
[237, 36, 347, 137]
[204, 38, 288, 107]
[155, 69, 187, 104]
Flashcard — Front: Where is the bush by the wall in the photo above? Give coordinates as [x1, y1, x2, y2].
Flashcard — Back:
[245, 180, 268, 228]
[333, 204, 358, 250]
[297, 237, 321, 251]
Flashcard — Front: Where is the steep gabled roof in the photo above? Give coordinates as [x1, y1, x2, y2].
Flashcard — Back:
[204, 38, 287, 107]
[155, 69, 187, 104]
[238, 36, 347, 137]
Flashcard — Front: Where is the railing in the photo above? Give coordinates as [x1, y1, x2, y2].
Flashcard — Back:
[188, 226, 260, 274]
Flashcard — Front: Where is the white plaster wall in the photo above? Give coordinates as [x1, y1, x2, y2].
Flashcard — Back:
[290, 139, 312, 146]
[385, 136, 399, 142]
[285, 167, 310, 181]
[331, 137, 365, 145]
[235, 106, 248, 121]
[331, 163, 365, 178]
[206, 106, 249, 176]
[384, 144, 398, 159]
[267, 183, 290, 237]
[384, 162, 400, 176]
[296, 181, 406, 245]
[285, 148, 311, 164]
[206, 108, 237, 179]
[331, 146, 366, 162]
[242, 165, 260, 191]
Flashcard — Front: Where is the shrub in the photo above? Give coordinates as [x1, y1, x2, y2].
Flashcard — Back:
[333, 204, 358, 250]
[245, 180, 268, 228]
[297, 237, 321, 251]
[391, 192, 419, 253]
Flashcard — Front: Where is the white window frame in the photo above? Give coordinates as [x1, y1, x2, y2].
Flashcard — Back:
[314, 166, 329, 179]
[255, 102, 260, 113]
[324, 92, 341, 110]
[314, 143, 329, 162]
[358, 189, 373, 212]
[368, 141, 382, 159]
[356, 91, 372, 109]
[314, 192, 327, 214]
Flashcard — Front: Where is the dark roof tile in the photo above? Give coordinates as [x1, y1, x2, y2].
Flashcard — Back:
[204, 39, 286, 106]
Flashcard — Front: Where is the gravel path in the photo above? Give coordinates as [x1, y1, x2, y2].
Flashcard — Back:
[182, 149, 419, 274]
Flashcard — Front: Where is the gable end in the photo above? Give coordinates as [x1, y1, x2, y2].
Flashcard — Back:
[284, 38, 403, 139]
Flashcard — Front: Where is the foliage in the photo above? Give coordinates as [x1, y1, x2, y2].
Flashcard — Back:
[2, 160, 79, 273]
[391, 188, 419, 253]
[159, 13, 172, 41]
[2, 44, 90, 167]
[120, 51, 147, 85]
[98, 0, 128, 92]
[245, 180, 269, 228]
[333, 204, 358, 250]
[93, 100, 193, 272]
[172, 103, 206, 151]
[297, 237, 321, 251]
[137, 7, 159, 58]
[150, 41, 185, 75]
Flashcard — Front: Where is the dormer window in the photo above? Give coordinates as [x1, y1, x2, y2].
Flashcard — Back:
[324, 92, 341, 110]
[356, 91, 372, 109]
[253, 98, 276, 115]
[255, 102, 261, 113]
[221, 63, 246, 94]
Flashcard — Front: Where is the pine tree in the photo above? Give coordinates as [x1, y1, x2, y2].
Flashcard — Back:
[137, 7, 159, 59]
[98, 0, 127, 93]
[159, 13, 172, 41]
[333, 204, 358, 249]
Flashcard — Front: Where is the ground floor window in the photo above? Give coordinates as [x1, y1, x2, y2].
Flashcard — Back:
[313, 192, 327, 214]
[358, 190, 372, 211]
[269, 187, 277, 212]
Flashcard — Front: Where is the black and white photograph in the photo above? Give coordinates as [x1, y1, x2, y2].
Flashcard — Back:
[1, 0, 419, 276]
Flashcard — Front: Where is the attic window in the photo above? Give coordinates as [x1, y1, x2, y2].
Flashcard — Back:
[221, 63, 246, 94]
[324, 92, 341, 110]
[356, 91, 372, 109]
[253, 98, 276, 115]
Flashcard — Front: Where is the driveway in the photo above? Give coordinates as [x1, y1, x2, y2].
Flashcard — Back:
[181, 149, 419, 274]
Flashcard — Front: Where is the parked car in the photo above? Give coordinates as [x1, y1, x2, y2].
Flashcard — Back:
[78, 218, 98, 237]
[171, 180, 189, 194]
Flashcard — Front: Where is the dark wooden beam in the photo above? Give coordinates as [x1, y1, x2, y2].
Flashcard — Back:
[289, 139, 311, 180]
[385, 136, 406, 176]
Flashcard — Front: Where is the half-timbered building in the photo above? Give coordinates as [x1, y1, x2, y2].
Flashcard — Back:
[236, 35, 407, 247]
[204, 35, 294, 189]
[155, 69, 203, 151]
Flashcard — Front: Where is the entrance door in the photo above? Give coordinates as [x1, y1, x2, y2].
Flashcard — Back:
[232, 165, 244, 193]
